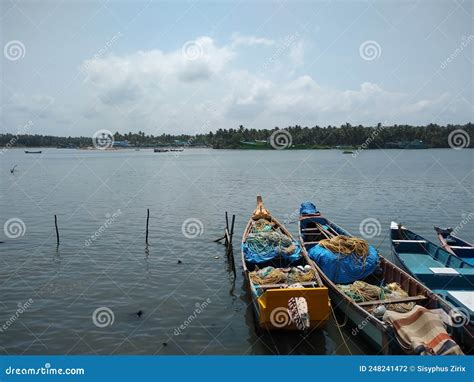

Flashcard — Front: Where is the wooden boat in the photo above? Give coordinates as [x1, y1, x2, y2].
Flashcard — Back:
[298, 209, 472, 354]
[390, 222, 473, 352]
[24, 150, 42, 154]
[241, 196, 329, 331]
[435, 227, 474, 266]
[154, 148, 169, 153]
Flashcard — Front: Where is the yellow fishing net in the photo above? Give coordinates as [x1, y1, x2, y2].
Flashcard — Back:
[319, 235, 369, 258]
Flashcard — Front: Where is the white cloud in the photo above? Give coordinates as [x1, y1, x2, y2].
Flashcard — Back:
[74, 35, 467, 134]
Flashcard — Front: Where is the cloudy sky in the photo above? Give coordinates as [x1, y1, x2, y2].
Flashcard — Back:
[1, 0, 472, 136]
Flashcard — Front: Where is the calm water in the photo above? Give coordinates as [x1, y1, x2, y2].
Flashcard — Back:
[0, 148, 472, 355]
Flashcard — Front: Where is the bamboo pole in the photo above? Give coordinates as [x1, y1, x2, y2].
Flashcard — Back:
[146, 209, 150, 245]
[54, 215, 59, 245]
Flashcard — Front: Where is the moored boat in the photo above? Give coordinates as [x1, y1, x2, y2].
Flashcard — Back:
[298, 205, 470, 354]
[435, 226, 474, 266]
[24, 150, 42, 154]
[154, 148, 169, 152]
[241, 196, 329, 331]
[390, 222, 473, 352]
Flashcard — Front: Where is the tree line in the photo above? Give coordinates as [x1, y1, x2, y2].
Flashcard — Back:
[0, 123, 472, 149]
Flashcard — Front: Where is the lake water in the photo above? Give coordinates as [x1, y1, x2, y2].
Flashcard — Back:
[0, 148, 472, 355]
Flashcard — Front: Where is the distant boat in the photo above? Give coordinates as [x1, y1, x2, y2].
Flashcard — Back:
[435, 227, 474, 266]
[154, 148, 169, 153]
[342, 150, 353, 154]
[24, 150, 42, 154]
[169, 148, 184, 152]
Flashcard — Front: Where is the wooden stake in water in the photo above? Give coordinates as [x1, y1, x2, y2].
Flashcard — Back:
[146, 209, 150, 245]
[54, 215, 59, 245]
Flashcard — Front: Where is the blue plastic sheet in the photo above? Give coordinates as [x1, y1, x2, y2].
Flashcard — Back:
[300, 202, 319, 215]
[308, 244, 379, 284]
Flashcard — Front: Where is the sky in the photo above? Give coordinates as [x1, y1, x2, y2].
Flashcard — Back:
[1, 0, 473, 137]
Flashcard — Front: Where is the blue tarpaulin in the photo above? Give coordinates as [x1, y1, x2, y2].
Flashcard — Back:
[308, 244, 379, 284]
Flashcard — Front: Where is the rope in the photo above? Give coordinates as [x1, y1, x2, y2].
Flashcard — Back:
[338, 281, 416, 313]
[330, 304, 352, 355]
[249, 266, 316, 285]
[319, 235, 369, 258]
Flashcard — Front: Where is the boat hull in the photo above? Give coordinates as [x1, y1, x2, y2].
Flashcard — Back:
[242, 196, 330, 331]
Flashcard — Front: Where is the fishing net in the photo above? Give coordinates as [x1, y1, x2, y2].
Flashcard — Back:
[243, 219, 302, 265]
[249, 266, 315, 285]
[338, 281, 417, 313]
[319, 236, 369, 258]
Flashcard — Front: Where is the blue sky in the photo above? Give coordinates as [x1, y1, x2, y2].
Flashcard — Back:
[1, 0, 472, 136]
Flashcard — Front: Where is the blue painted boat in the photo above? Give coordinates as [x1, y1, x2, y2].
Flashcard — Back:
[435, 227, 474, 267]
[298, 205, 470, 354]
[390, 222, 473, 352]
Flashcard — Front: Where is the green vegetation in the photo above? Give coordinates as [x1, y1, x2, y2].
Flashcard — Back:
[1, 123, 472, 149]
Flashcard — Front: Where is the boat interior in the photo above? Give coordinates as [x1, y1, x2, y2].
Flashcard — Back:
[299, 216, 450, 313]
[391, 226, 474, 290]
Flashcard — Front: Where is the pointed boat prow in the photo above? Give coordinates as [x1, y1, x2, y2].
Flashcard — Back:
[252, 195, 271, 220]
